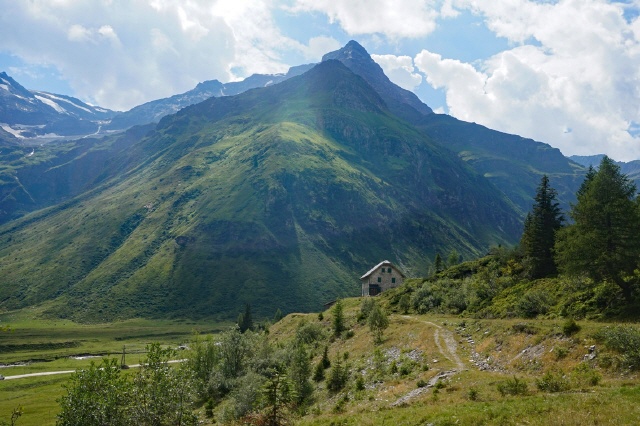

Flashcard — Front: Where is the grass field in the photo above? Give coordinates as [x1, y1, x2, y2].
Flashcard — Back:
[0, 309, 228, 426]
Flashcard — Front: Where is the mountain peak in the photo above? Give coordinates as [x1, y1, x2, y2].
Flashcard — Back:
[321, 41, 432, 119]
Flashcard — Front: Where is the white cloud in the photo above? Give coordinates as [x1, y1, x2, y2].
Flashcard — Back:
[291, 0, 441, 38]
[371, 54, 422, 91]
[416, 0, 640, 161]
[304, 36, 341, 61]
[67, 24, 92, 42]
[0, 0, 310, 110]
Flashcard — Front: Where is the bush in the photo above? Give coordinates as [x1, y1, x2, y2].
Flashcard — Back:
[496, 376, 528, 396]
[511, 323, 538, 335]
[517, 289, 553, 318]
[595, 326, 640, 370]
[571, 362, 601, 388]
[536, 370, 571, 393]
[562, 318, 581, 336]
[295, 321, 325, 344]
[467, 388, 479, 401]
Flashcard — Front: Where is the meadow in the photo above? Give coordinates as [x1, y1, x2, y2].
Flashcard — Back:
[0, 308, 226, 426]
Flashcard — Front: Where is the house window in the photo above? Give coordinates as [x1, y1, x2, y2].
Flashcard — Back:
[392, 277, 396, 283]
[377, 277, 381, 283]
[388, 267, 392, 273]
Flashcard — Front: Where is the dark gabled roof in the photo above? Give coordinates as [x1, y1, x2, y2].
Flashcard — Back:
[360, 260, 406, 279]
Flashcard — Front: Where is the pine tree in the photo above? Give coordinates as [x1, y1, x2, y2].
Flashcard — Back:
[520, 175, 564, 278]
[332, 299, 345, 337]
[239, 303, 253, 333]
[434, 253, 444, 274]
[555, 157, 640, 301]
[288, 343, 313, 406]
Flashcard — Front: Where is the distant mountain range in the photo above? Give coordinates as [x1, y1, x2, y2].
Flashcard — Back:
[0, 71, 116, 139]
[0, 41, 591, 321]
[570, 155, 640, 183]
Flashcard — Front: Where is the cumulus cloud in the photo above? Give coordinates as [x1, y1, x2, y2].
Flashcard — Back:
[371, 54, 423, 91]
[0, 0, 311, 110]
[304, 36, 341, 61]
[290, 0, 441, 38]
[416, 0, 640, 161]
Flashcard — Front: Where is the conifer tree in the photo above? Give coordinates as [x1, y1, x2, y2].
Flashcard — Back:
[555, 156, 640, 301]
[520, 175, 564, 278]
[332, 299, 345, 336]
[433, 253, 444, 274]
[239, 303, 253, 333]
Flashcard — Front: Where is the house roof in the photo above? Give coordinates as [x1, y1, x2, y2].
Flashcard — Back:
[360, 260, 406, 280]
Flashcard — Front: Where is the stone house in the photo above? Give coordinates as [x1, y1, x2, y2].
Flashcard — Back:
[360, 260, 405, 296]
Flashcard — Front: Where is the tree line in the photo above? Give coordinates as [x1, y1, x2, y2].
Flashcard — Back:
[521, 156, 640, 301]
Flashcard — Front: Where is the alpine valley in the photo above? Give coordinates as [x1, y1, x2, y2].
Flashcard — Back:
[0, 41, 590, 321]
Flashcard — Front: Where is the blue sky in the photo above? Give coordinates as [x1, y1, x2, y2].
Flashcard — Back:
[1, 0, 640, 160]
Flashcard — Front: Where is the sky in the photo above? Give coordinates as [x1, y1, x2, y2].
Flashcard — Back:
[1, 1, 640, 161]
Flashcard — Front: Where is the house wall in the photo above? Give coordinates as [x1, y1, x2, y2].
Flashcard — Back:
[361, 265, 403, 296]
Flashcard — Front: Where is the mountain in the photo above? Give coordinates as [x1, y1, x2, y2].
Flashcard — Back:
[322, 41, 433, 121]
[0, 71, 117, 137]
[0, 59, 522, 322]
[320, 42, 584, 214]
[417, 115, 585, 213]
[106, 64, 315, 131]
[570, 154, 640, 185]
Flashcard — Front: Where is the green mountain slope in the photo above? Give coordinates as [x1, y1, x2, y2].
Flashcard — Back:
[416, 114, 586, 213]
[0, 60, 522, 321]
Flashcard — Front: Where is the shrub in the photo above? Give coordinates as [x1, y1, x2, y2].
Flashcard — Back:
[536, 370, 571, 392]
[399, 294, 411, 314]
[517, 289, 553, 318]
[562, 318, 581, 336]
[496, 376, 528, 396]
[595, 326, 640, 371]
[358, 298, 376, 322]
[554, 347, 569, 360]
[467, 388, 479, 401]
[416, 379, 427, 388]
[295, 321, 325, 344]
[511, 323, 538, 335]
[571, 362, 601, 388]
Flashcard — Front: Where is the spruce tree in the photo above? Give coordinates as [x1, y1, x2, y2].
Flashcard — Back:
[434, 253, 444, 274]
[520, 175, 564, 278]
[332, 299, 345, 337]
[555, 156, 640, 301]
[239, 303, 253, 333]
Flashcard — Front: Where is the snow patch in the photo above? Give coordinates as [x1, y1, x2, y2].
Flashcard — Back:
[36, 92, 92, 114]
[35, 94, 68, 114]
[0, 124, 24, 138]
[0, 83, 9, 91]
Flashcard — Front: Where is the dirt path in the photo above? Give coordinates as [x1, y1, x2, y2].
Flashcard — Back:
[401, 316, 464, 370]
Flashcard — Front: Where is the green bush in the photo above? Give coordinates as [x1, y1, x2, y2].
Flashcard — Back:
[467, 388, 479, 401]
[562, 318, 581, 336]
[496, 376, 528, 396]
[517, 289, 553, 318]
[571, 362, 601, 388]
[536, 370, 571, 392]
[595, 326, 640, 370]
